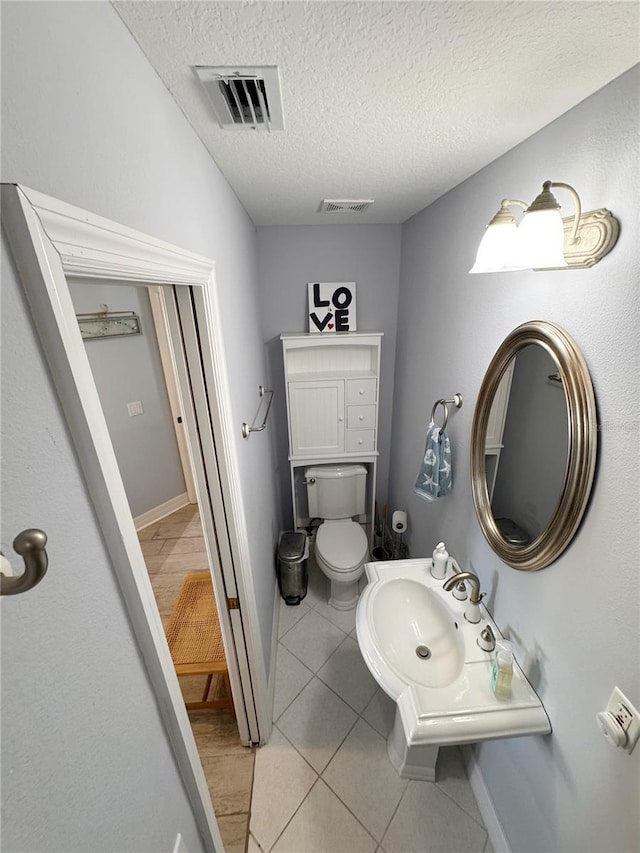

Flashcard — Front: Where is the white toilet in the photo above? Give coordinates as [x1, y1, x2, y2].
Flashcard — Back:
[305, 464, 369, 610]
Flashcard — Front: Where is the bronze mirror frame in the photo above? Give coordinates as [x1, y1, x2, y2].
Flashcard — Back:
[471, 320, 597, 571]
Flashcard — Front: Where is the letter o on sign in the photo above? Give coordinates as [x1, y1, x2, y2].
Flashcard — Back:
[332, 287, 352, 309]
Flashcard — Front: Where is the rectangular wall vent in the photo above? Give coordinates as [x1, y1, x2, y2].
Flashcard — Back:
[194, 65, 284, 131]
[320, 199, 375, 214]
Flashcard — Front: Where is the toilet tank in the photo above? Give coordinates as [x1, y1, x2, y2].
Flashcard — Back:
[305, 464, 367, 519]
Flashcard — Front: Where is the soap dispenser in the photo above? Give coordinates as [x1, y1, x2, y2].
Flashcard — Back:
[491, 640, 514, 701]
[431, 542, 449, 579]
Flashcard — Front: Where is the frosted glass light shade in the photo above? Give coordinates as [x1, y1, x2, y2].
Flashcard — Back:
[518, 208, 567, 268]
[469, 221, 525, 273]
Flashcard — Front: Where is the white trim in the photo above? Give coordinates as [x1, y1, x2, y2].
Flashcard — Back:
[148, 287, 197, 504]
[134, 492, 190, 531]
[267, 587, 280, 732]
[1, 183, 270, 850]
[461, 744, 512, 853]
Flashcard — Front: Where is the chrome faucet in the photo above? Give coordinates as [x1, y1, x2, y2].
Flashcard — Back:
[443, 571, 482, 603]
[443, 571, 484, 623]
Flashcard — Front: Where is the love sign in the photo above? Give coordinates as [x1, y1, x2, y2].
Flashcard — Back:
[308, 282, 357, 334]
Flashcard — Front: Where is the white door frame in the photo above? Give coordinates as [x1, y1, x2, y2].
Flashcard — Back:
[2, 184, 271, 851]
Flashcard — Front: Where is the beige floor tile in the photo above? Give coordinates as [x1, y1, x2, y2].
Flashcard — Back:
[362, 687, 396, 738]
[190, 709, 244, 751]
[323, 718, 408, 842]
[277, 677, 357, 773]
[280, 608, 347, 673]
[317, 635, 378, 713]
[278, 599, 310, 639]
[160, 536, 207, 554]
[217, 812, 250, 853]
[272, 779, 377, 853]
[144, 553, 210, 573]
[435, 747, 484, 824]
[153, 520, 204, 539]
[136, 522, 161, 540]
[382, 781, 487, 853]
[203, 750, 254, 815]
[274, 643, 314, 721]
[248, 833, 262, 853]
[140, 538, 165, 556]
[166, 504, 199, 520]
[250, 726, 317, 852]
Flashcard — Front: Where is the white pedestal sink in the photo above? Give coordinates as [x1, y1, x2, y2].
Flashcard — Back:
[356, 558, 551, 780]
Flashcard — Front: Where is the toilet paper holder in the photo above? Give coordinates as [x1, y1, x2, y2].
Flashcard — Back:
[392, 511, 408, 533]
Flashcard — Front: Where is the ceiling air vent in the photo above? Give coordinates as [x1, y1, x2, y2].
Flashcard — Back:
[194, 65, 284, 131]
[320, 199, 375, 214]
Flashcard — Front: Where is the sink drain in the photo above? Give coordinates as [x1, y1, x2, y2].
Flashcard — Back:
[416, 645, 432, 660]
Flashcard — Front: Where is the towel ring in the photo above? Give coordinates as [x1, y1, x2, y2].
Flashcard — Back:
[431, 399, 450, 432]
[431, 393, 463, 434]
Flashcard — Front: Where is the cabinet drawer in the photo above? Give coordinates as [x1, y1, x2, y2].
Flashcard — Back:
[346, 429, 376, 452]
[346, 378, 377, 404]
[347, 405, 376, 429]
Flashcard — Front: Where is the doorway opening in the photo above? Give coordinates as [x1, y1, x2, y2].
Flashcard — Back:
[67, 278, 255, 845]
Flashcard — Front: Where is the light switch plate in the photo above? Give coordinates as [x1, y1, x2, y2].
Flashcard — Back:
[127, 400, 144, 417]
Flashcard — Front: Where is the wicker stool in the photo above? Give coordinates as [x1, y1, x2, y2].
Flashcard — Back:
[166, 572, 233, 713]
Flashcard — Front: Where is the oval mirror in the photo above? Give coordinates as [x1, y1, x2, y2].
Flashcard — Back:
[471, 321, 597, 570]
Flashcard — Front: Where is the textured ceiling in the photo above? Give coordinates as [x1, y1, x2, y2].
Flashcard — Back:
[114, 1, 639, 226]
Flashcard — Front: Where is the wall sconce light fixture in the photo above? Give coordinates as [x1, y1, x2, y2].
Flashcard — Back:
[469, 180, 620, 274]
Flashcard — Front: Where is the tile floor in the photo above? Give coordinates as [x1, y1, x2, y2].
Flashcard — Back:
[138, 504, 254, 853]
[249, 555, 493, 853]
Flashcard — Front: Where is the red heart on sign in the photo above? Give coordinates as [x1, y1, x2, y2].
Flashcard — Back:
[328, 323, 334, 329]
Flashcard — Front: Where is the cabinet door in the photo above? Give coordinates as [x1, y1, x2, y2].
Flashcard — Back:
[289, 380, 344, 456]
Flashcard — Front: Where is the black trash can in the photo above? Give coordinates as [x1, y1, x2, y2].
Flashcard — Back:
[277, 531, 309, 605]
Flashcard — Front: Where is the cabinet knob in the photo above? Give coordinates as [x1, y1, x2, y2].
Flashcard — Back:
[338, 416, 344, 422]
[358, 415, 364, 421]
[358, 388, 364, 395]
[358, 439, 363, 445]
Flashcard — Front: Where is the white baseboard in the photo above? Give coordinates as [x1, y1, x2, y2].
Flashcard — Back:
[265, 584, 280, 742]
[461, 744, 511, 853]
[134, 492, 191, 531]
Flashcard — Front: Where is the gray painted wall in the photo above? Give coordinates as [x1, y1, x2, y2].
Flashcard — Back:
[1, 1, 280, 848]
[389, 67, 639, 852]
[256, 225, 402, 527]
[69, 281, 187, 520]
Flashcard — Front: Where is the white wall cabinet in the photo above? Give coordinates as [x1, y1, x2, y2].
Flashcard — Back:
[281, 332, 383, 531]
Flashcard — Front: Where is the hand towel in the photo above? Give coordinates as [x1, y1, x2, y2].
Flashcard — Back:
[414, 421, 452, 501]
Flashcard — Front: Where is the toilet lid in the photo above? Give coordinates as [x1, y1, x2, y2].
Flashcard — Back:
[316, 520, 368, 571]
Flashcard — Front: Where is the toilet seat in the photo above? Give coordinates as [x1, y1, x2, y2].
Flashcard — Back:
[316, 519, 368, 572]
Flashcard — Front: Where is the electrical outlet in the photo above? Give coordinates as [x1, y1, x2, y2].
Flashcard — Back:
[127, 400, 144, 417]
[605, 686, 640, 754]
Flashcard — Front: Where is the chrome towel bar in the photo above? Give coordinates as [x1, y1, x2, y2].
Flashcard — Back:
[242, 385, 274, 439]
